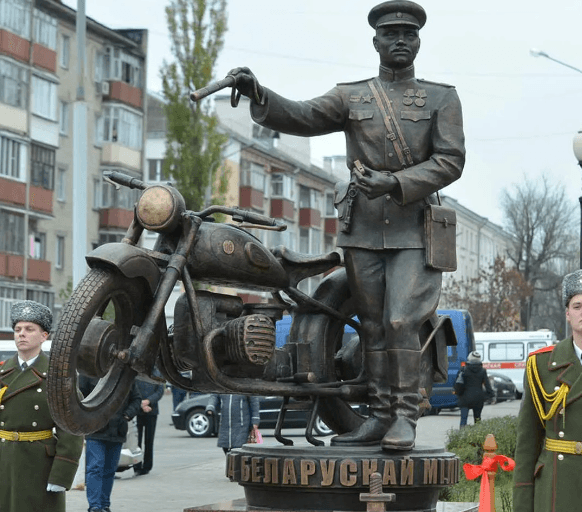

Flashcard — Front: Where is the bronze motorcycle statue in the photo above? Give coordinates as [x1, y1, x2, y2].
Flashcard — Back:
[47, 172, 455, 442]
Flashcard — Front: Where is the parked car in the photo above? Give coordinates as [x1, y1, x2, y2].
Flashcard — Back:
[486, 372, 517, 404]
[171, 393, 335, 438]
[116, 418, 144, 472]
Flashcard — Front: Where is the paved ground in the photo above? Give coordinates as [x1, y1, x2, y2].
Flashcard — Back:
[65, 391, 521, 512]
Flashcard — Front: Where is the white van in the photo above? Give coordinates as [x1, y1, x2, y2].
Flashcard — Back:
[474, 330, 557, 398]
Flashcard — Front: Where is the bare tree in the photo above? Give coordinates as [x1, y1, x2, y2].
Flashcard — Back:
[501, 176, 577, 329]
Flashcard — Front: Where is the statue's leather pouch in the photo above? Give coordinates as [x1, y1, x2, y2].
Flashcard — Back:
[424, 204, 457, 272]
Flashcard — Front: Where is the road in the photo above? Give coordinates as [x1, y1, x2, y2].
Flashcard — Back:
[65, 391, 521, 512]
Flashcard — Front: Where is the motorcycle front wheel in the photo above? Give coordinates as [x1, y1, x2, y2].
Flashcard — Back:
[48, 267, 152, 435]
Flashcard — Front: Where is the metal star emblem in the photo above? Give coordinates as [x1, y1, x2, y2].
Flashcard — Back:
[362, 94, 373, 103]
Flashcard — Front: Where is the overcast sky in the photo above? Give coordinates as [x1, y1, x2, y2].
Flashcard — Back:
[65, 0, 582, 226]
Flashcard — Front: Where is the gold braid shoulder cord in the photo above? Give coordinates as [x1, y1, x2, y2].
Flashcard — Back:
[526, 354, 569, 428]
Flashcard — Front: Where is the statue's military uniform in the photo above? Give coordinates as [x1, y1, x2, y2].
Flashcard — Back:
[250, 65, 465, 250]
[514, 339, 582, 512]
[250, 56, 465, 450]
[0, 352, 83, 512]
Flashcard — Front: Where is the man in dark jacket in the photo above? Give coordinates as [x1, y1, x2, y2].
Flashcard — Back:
[79, 375, 141, 512]
[227, 0, 464, 451]
[0, 301, 83, 512]
[133, 375, 164, 476]
[455, 351, 493, 427]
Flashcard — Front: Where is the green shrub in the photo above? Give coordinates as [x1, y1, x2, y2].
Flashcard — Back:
[440, 415, 518, 511]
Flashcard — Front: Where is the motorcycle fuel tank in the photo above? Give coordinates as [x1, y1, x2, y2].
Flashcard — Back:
[187, 222, 290, 291]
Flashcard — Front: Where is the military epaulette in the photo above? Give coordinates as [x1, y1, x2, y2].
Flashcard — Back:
[417, 78, 455, 89]
[336, 77, 375, 86]
[529, 345, 555, 357]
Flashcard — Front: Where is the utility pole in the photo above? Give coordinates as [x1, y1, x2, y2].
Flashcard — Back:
[72, 0, 87, 286]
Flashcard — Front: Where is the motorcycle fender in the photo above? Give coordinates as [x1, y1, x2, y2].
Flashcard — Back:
[85, 243, 160, 294]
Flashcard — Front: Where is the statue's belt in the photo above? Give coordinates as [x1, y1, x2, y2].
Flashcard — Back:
[546, 438, 582, 455]
[0, 429, 53, 442]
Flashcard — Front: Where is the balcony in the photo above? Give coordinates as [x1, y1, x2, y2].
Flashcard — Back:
[27, 258, 51, 283]
[101, 143, 142, 170]
[0, 178, 26, 207]
[0, 253, 23, 278]
[29, 185, 53, 214]
[32, 43, 56, 72]
[270, 198, 294, 221]
[0, 29, 29, 63]
[239, 187, 264, 210]
[104, 81, 143, 110]
[299, 208, 321, 228]
[324, 217, 339, 235]
[99, 208, 134, 229]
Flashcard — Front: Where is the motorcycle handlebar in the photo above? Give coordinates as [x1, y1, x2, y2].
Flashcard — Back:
[194, 206, 287, 231]
[103, 170, 147, 190]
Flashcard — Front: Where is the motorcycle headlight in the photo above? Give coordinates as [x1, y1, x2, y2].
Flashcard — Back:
[136, 185, 186, 233]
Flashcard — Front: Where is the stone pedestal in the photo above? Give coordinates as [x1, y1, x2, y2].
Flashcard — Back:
[212, 444, 460, 512]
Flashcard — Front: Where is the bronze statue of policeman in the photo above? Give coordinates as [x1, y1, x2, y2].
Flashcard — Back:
[230, 0, 465, 451]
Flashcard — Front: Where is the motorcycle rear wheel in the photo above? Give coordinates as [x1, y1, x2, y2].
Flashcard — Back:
[48, 267, 151, 435]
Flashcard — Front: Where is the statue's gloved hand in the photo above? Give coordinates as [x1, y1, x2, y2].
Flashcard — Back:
[353, 163, 398, 200]
[228, 66, 264, 103]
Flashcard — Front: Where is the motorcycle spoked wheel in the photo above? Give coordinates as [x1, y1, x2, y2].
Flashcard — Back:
[48, 267, 151, 435]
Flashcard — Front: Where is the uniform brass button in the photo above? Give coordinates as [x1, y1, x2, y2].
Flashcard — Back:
[559, 431, 565, 438]
[389, 153, 394, 157]
[0, 405, 4, 410]
[554, 386, 560, 391]
[386, 195, 391, 201]
[552, 362, 557, 366]
[1, 438, 5, 443]
[34, 405, 39, 410]
[37, 388, 42, 393]
[32, 422, 37, 427]
[558, 454, 564, 461]
[385, 219, 390, 225]
[0, 422, 4, 426]
[42, 372, 47, 377]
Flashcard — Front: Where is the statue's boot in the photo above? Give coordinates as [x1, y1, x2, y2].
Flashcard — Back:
[381, 349, 421, 451]
[331, 351, 390, 446]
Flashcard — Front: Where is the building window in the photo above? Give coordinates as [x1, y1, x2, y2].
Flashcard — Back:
[95, 169, 140, 209]
[25, 289, 53, 311]
[0, 59, 29, 109]
[0, 135, 25, 180]
[55, 235, 64, 269]
[98, 105, 143, 149]
[310, 228, 321, 254]
[30, 143, 55, 190]
[0, 284, 24, 330]
[299, 228, 309, 254]
[56, 167, 66, 201]
[0, 210, 24, 254]
[59, 101, 69, 135]
[299, 187, 323, 211]
[0, 0, 31, 39]
[97, 232, 124, 247]
[240, 161, 266, 192]
[28, 230, 46, 260]
[147, 159, 168, 182]
[271, 173, 295, 200]
[33, 9, 57, 50]
[325, 192, 336, 217]
[59, 34, 69, 69]
[32, 75, 57, 121]
[103, 46, 143, 88]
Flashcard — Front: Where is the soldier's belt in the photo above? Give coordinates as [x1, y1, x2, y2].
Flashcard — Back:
[545, 438, 582, 455]
[0, 429, 53, 442]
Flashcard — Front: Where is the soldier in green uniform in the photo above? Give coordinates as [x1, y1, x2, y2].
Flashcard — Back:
[514, 269, 582, 511]
[229, 0, 465, 451]
[0, 301, 83, 512]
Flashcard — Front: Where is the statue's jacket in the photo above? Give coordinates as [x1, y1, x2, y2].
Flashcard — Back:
[250, 65, 465, 250]
[0, 352, 83, 512]
[514, 338, 582, 512]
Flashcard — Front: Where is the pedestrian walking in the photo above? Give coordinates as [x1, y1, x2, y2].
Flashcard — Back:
[454, 351, 493, 427]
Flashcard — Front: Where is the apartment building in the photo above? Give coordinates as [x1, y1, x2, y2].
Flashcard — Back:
[0, 0, 147, 337]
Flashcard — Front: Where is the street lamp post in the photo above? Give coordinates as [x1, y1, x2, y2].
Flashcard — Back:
[530, 48, 582, 269]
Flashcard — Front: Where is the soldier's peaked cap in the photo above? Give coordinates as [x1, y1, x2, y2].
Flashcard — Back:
[563, 269, 582, 307]
[368, 1, 427, 30]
